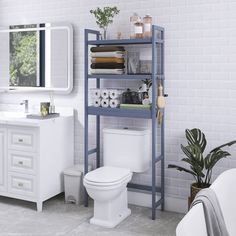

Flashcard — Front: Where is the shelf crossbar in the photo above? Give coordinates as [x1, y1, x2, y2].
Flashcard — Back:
[155, 155, 163, 163]
[87, 106, 152, 119]
[88, 148, 97, 155]
[88, 38, 164, 46]
[128, 183, 161, 193]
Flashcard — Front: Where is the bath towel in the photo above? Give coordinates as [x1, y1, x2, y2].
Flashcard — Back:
[90, 46, 125, 52]
[91, 52, 124, 58]
[91, 63, 125, 69]
[191, 188, 229, 236]
[91, 69, 124, 75]
[91, 57, 125, 64]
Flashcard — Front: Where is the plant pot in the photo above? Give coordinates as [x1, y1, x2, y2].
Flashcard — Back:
[188, 182, 210, 209]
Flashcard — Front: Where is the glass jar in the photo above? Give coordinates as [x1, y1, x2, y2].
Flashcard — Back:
[130, 13, 140, 39]
[143, 14, 152, 38]
[134, 19, 143, 39]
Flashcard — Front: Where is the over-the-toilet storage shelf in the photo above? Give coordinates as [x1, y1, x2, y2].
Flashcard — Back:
[84, 25, 165, 220]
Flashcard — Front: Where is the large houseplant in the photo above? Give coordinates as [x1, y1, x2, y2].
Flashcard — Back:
[90, 6, 120, 40]
[168, 128, 236, 205]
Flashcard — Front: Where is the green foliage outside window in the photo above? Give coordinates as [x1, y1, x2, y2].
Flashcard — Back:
[10, 25, 38, 86]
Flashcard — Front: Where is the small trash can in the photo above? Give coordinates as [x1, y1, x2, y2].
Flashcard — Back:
[63, 164, 91, 205]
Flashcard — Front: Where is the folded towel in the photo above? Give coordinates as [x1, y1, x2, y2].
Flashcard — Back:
[91, 63, 125, 69]
[91, 46, 125, 52]
[91, 57, 125, 64]
[91, 52, 124, 58]
[191, 188, 229, 236]
[91, 69, 124, 75]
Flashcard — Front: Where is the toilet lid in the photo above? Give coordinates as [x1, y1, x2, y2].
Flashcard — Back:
[84, 166, 131, 184]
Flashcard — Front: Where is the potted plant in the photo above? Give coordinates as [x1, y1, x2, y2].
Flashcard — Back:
[168, 128, 236, 206]
[90, 6, 120, 40]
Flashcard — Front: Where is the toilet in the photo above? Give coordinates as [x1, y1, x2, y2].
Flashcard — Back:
[83, 128, 151, 228]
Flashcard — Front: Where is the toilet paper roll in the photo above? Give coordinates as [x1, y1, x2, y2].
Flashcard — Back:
[109, 89, 122, 99]
[109, 99, 120, 108]
[101, 89, 109, 99]
[92, 98, 101, 107]
[101, 99, 109, 108]
[90, 88, 101, 98]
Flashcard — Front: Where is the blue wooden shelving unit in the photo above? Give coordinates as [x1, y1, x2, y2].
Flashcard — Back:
[84, 25, 165, 220]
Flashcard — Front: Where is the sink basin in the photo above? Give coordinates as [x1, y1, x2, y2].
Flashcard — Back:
[0, 111, 27, 119]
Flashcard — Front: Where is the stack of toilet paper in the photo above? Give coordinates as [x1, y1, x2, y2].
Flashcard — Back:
[90, 88, 123, 108]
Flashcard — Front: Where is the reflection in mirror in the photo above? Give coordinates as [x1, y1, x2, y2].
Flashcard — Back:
[10, 24, 40, 87]
[0, 23, 73, 93]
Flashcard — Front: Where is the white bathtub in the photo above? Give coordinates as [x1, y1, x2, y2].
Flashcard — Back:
[176, 168, 236, 236]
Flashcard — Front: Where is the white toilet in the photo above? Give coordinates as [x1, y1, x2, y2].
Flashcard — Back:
[83, 128, 151, 228]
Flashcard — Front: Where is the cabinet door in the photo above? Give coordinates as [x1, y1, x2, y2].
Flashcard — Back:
[0, 128, 6, 191]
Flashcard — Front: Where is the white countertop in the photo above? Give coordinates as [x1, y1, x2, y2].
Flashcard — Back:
[0, 107, 74, 127]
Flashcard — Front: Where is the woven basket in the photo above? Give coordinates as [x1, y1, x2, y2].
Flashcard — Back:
[188, 183, 210, 209]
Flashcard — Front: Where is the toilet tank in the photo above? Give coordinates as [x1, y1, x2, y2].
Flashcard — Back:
[103, 128, 151, 172]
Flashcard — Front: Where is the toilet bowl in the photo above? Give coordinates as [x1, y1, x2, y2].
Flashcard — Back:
[83, 166, 132, 228]
[84, 128, 151, 228]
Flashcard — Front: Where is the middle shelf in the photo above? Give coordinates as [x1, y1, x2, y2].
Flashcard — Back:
[87, 106, 153, 119]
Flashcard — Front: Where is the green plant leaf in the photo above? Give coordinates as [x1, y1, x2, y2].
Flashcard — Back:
[186, 128, 207, 153]
[181, 145, 204, 169]
[168, 164, 197, 177]
[210, 140, 236, 153]
[205, 149, 231, 171]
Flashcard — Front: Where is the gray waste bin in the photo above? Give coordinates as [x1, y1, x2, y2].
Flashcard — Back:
[63, 164, 91, 205]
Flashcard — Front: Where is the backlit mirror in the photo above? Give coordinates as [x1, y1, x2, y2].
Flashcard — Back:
[0, 23, 73, 93]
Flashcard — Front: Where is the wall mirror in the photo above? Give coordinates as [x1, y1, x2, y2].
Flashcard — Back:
[0, 22, 73, 93]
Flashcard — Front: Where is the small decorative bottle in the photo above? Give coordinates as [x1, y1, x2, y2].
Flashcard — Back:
[130, 13, 140, 39]
[143, 14, 152, 38]
[134, 18, 143, 39]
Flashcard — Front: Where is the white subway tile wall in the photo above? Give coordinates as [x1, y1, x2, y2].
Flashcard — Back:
[0, 0, 236, 212]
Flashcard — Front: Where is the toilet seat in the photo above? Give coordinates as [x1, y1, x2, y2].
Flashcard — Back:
[84, 166, 132, 187]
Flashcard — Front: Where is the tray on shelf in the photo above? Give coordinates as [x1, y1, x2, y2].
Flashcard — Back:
[26, 113, 60, 120]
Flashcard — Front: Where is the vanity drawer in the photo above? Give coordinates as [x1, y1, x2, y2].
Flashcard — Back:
[8, 150, 36, 175]
[8, 128, 37, 152]
[8, 172, 36, 197]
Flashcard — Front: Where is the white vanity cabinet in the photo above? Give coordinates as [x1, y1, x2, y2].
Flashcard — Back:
[0, 115, 74, 211]
[0, 128, 7, 192]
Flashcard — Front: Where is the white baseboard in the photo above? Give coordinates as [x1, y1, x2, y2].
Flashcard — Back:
[128, 190, 188, 214]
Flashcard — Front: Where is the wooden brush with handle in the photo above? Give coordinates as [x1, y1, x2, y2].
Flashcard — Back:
[157, 82, 165, 125]
[157, 82, 165, 109]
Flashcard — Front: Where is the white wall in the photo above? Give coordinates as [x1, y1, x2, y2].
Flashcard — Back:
[0, 0, 236, 213]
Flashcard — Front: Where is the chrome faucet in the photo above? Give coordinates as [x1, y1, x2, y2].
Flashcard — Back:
[20, 100, 29, 113]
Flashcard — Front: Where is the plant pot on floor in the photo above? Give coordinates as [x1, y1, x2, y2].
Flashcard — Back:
[188, 182, 210, 209]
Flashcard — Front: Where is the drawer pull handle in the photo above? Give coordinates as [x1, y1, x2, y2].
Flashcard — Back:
[18, 161, 23, 165]
[18, 138, 23, 142]
[18, 182, 23, 187]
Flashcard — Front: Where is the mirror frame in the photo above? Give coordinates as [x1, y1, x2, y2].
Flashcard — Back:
[0, 22, 73, 94]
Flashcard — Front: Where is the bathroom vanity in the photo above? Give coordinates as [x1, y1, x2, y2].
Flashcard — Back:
[0, 111, 74, 211]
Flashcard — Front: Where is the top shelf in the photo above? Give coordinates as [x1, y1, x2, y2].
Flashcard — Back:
[88, 38, 164, 46]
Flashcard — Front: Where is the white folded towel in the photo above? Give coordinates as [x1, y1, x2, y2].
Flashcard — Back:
[91, 69, 124, 75]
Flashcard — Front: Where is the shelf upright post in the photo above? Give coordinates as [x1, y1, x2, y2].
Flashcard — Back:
[95, 33, 100, 169]
[160, 28, 165, 211]
[84, 29, 89, 207]
[151, 25, 157, 220]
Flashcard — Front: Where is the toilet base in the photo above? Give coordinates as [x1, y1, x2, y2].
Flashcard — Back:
[90, 208, 131, 228]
